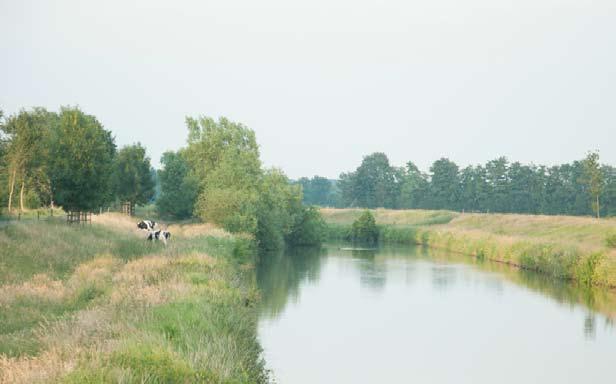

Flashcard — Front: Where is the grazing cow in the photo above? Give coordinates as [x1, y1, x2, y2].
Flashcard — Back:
[137, 220, 156, 231]
[146, 229, 171, 245]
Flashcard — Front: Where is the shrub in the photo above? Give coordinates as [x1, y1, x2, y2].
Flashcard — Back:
[350, 211, 379, 244]
[286, 206, 327, 246]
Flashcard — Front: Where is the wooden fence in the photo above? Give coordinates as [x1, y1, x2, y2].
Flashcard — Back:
[66, 211, 92, 224]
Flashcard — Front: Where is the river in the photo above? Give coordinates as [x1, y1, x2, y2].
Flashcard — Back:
[257, 244, 616, 383]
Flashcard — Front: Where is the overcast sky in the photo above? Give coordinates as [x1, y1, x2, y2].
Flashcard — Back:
[1, 0, 614, 178]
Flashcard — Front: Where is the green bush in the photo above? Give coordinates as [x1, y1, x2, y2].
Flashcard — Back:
[286, 206, 327, 246]
[350, 211, 379, 244]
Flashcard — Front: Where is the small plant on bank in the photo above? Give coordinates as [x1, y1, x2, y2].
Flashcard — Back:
[350, 210, 379, 245]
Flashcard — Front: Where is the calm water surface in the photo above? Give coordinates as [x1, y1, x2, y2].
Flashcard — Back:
[257, 245, 616, 384]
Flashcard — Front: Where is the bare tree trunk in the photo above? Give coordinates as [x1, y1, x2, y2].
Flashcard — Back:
[19, 178, 25, 212]
[7, 167, 16, 213]
[597, 195, 600, 219]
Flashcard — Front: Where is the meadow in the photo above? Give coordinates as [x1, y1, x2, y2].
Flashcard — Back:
[0, 214, 266, 383]
[321, 208, 616, 288]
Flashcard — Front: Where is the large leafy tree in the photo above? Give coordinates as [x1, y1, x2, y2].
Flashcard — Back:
[485, 157, 509, 213]
[111, 143, 155, 206]
[427, 158, 460, 210]
[1, 108, 55, 212]
[186, 116, 262, 233]
[156, 150, 198, 219]
[399, 161, 429, 209]
[48, 107, 116, 211]
[339, 152, 400, 209]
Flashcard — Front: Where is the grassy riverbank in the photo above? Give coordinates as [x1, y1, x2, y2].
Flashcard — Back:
[322, 208, 616, 288]
[0, 214, 266, 383]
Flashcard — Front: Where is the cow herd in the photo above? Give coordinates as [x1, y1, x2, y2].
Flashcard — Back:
[137, 220, 171, 245]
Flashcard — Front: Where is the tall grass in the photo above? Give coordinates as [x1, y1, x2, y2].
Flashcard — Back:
[0, 215, 266, 383]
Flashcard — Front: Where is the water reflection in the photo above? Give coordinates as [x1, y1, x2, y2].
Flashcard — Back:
[430, 265, 457, 291]
[257, 246, 325, 319]
[258, 243, 616, 337]
[257, 243, 616, 383]
[351, 250, 387, 292]
[584, 313, 596, 340]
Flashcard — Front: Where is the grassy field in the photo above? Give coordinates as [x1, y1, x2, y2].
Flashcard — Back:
[0, 214, 266, 383]
[321, 208, 616, 288]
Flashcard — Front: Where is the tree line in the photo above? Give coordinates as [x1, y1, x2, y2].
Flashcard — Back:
[298, 152, 616, 218]
[1, 107, 326, 249]
[0, 107, 155, 213]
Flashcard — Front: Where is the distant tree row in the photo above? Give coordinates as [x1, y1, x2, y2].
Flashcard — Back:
[0, 107, 154, 212]
[299, 152, 616, 218]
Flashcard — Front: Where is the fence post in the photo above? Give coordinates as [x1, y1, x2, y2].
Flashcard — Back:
[18, 212, 21, 221]
[37, 211, 40, 220]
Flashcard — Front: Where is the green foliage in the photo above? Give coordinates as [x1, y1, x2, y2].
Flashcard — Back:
[186, 116, 261, 234]
[111, 143, 155, 206]
[339, 152, 400, 208]
[184, 116, 318, 250]
[296, 176, 341, 207]
[49, 107, 116, 211]
[109, 343, 199, 383]
[156, 151, 198, 219]
[350, 211, 379, 244]
[286, 206, 327, 246]
[427, 158, 460, 210]
[582, 151, 604, 218]
[576, 252, 604, 286]
[255, 169, 303, 250]
[378, 226, 419, 245]
[1, 108, 57, 211]
[322, 152, 616, 217]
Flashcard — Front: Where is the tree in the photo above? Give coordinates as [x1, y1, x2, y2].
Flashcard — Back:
[428, 158, 460, 210]
[256, 169, 303, 249]
[1, 108, 55, 212]
[186, 116, 262, 233]
[298, 176, 335, 206]
[48, 107, 116, 211]
[157, 151, 198, 219]
[399, 161, 429, 209]
[111, 143, 155, 206]
[582, 151, 603, 218]
[601, 165, 616, 217]
[339, 152, 400, 209]
[485, 157, 509, 213]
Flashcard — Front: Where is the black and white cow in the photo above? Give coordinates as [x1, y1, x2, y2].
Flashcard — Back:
[137, 220, 156, 231]
[146, 229, 171, 245]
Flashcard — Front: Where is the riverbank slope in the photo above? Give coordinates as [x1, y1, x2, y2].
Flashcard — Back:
[322, 208, 616, 288]
[0, 214, 266, 383]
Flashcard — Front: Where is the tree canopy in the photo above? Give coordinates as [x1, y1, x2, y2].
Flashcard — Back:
[301, 152, 616, 217]
[111, 143, 155, 206]
[49, 107, 116, 211]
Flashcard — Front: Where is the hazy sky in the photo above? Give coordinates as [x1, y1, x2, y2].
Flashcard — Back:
[1, 0, 614, 178]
